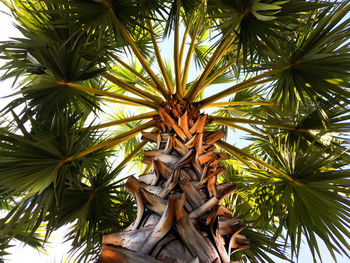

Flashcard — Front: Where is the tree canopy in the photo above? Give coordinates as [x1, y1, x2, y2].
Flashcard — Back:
[0, 0, 350, 262]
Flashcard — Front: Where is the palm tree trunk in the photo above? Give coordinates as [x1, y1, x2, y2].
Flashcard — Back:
[98, 102, 249, 263]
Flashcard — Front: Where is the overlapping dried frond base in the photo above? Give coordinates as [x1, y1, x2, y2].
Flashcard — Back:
[99, 101, 249, 263]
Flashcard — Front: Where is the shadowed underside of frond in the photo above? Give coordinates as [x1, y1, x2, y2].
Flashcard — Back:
[99, 101, 248, 263]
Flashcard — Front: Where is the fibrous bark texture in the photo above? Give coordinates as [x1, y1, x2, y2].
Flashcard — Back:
[99, 102, 249, 263]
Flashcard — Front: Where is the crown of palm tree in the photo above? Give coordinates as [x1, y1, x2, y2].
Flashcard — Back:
[0, 0, 350, 262]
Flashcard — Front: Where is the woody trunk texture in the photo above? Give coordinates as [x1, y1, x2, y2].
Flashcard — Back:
[99, 101, 249, 263]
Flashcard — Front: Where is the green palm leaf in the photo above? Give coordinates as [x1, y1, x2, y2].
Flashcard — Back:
[246, 139, 350, 260]
[0, 111, 109, 238]
[57, 169, 136, 262]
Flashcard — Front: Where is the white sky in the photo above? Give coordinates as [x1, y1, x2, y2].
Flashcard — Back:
[0, 2, 349, 263]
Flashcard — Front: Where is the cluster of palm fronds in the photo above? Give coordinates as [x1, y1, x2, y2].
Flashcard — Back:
[0, 0, 349, 262]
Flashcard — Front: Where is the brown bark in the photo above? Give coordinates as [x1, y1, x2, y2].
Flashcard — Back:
[99, 102, 249, 263]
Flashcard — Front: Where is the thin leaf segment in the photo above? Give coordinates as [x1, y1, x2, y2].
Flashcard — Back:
[99, 102, 248, 262]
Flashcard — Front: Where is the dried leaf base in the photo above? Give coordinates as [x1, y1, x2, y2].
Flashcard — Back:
[99, 102, 249, 263]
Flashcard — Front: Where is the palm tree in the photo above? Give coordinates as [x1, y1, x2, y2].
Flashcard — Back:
[0, 0, 350, 262]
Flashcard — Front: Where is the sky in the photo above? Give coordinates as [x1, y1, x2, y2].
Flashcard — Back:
[0, 2, 349, 263]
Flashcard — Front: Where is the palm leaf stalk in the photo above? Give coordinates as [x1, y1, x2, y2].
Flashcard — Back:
[184, 33, 236, 102]
[109, 53, 160, 91]
[181, 10, 204, 90]
[146, 18, 175, 94]
[106, 5, 170, 99]
[174, 0, 183, 97]
[1, 1, 350, 263]
[99, 70, 164, 104]
[62, 121, 156, 165]
[77, 112, 157, 132]
[57, 81, 160, 109]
